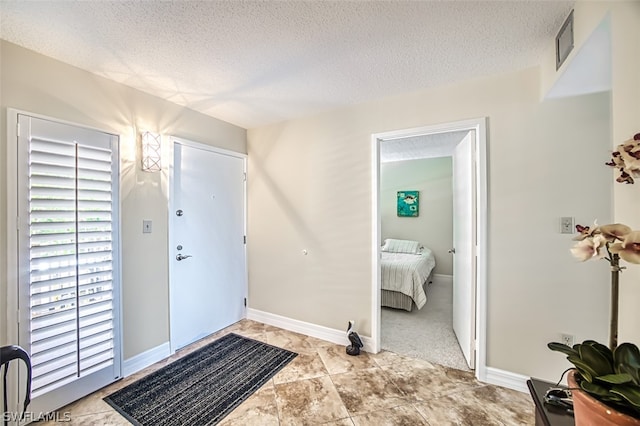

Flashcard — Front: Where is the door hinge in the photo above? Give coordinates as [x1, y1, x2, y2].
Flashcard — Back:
[243, 235, 246, 244]
[243, 172, 247, 182]
[16, 122, 20, 137]
[244, 298, 247, 307]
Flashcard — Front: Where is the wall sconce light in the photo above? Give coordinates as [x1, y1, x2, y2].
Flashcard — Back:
[141, 131, 161, 172]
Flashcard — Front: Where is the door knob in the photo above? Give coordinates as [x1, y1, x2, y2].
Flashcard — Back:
[176, 254, 193, 261]
[448, 248, 456, 254]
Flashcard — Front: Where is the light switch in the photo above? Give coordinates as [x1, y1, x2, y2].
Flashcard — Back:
[143, 220, 152, 233]
[560, 217, 574, 234]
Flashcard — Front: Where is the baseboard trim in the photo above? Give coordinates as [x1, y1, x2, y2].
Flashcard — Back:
[484, 367, 529, 393]
[247, 308, 374, 353]
[432, 274, 453, 285]
[122, 342, 171, 377]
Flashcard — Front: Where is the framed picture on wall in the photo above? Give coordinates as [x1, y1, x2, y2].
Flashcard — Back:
[397, 191, 419, 217]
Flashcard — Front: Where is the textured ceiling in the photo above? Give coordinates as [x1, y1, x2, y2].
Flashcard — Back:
[381, 131, 470, 163]
[0, 1, 574, 129]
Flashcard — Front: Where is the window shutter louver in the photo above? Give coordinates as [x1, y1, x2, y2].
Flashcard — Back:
[28, 137, 115, 397]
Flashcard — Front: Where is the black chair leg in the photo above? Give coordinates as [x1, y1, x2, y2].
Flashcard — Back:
[1, 345, 32, 426]
[3, 364, 9, 426]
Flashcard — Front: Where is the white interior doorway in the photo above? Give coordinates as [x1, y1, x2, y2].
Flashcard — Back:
[168, 138, 247, 352]
[371, 118, 487, 379]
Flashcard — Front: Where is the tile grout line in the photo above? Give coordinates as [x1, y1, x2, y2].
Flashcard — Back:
[324, 363, 355, 424]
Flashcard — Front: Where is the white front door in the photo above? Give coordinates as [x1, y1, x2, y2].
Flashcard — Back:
[452, 131, 477, 369]
[169, 140, 247, 351]
[16, 114, 121, 415]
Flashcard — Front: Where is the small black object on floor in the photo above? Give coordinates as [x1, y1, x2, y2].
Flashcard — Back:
[346, 321, 363, 356]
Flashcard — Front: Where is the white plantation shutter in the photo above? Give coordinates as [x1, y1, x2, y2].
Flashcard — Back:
[20, 116, 120, 402]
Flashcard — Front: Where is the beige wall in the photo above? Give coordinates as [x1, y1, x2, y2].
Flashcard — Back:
[540, 1, 640, 346]
[0, 41, 247, 359]
[381, 157, 453, 275]
[248, 62, 612, 381]
[609, 2, 640, 346]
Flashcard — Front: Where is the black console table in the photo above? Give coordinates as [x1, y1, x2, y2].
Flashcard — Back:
[527, 378, 575, 426]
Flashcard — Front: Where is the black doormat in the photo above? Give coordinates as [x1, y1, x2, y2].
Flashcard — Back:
[104, 333, 297, 426]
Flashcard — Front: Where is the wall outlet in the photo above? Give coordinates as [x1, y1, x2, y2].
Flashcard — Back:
[560, 333, 575, 347]
[560, 217, 574, 234]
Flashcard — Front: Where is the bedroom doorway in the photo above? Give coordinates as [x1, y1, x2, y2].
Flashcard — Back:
[371, 118, 487, 378]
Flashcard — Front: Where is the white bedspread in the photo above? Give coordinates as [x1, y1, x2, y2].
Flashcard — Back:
[381, 249, 436, 310]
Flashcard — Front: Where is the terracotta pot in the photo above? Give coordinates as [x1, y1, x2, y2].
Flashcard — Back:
[568, 369, 640, 426]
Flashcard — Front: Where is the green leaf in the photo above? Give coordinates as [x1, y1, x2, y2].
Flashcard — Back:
[596, 373, 634, 385]
[581, 380, 612, 397]
[603, 394, 626, 404]
[585, 341, 614, 366]
[610, 384, 640, 409]
[568, 355, 596, 382]
[579, 344, 615, 376]
[615, 343, 640, 373]
[548, 342, 578, 357]
[620, 365, 640, 385]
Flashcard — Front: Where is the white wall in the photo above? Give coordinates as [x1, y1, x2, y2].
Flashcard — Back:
[540, 1, 640, 346]
[247, 63, 612, 382]
[0, 41, 247, 359]
[381, 157, 453, 275]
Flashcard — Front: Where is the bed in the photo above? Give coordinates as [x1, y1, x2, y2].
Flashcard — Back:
[380, 239, 436, 312]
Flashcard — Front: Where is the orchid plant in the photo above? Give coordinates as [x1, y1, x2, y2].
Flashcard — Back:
[570, 222, 640, 350]
[606, 133, 640, 184]
[571, 223, 640, 264]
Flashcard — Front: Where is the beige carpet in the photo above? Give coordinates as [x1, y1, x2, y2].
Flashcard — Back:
[381, 279, 471, 371]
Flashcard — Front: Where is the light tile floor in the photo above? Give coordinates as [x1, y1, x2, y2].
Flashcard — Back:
[39, 320, 534, 425]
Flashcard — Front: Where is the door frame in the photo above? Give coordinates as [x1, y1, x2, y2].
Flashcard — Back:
[167, 137, 248, 354]
[6, 108, 124, 415]
[371, 117, 488, 381]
